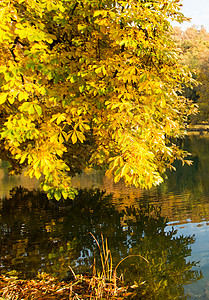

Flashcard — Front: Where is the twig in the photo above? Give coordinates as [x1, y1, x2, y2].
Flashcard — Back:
[68, 265, 77, 280]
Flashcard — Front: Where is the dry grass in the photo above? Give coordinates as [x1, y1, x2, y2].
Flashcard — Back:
[0, 272, 132, 299]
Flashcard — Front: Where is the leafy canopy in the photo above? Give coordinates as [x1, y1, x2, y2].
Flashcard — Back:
[0, 0, 196, 200]
[173, 26, 209, 123]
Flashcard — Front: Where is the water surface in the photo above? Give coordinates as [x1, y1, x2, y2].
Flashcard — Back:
[1, 135, 209, 299]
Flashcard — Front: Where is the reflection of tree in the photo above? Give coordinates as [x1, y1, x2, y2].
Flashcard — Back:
[136, 136, 209, 224]
[160, 137, 200, 195]
[120, 205, 203, 299]
[163, 136, 209, 196]
[187, 135, 209, 195]
[0, 187, 202, 298]
[0, 187, 125, 278]
[0, 160, 39, 198]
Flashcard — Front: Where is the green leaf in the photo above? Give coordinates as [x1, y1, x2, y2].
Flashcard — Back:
[70, 75, 77, 83]
[54, 190, 62, 201]
[79, 85, 85, 93]
[1, 129, 12, 138]
[78, 24, 87, 31]
[34, 104, 42, 116]
[62, 190, 68, 199]
[26, 60, 36, 71]
[20, 102, 31, 111]
[28, 104, 35, 114]
[139, 73, 147, 82]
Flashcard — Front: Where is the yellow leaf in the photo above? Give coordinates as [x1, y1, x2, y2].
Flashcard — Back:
[35, 169, 42, 179]
[56, 149, 63, 156]
[95, 67, 102, 74]
[114, 172, 121, 183]
[82, 123, 90, 130]
[8, 97, 15, 104]
[76, 130, 85, 143]
[71, 131, 77, 144]
[102, 65, 107, 75]
[18, 91, 28, 101]
[121, 164, 129, 177]
[20, 152, 28, 164]
[57, 114, 66, 124]
[0, 93, 8, 104]
[93, 10, 102, 17]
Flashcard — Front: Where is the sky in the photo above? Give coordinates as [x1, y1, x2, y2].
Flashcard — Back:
[178, 0, 209, 31]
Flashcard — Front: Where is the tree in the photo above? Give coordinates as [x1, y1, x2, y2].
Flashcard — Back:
[173, 25, 209, 123]
[0, 0, 196, 200]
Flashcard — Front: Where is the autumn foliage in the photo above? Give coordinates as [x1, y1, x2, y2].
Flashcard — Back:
[0, 0, 196, 200]
[173, 26, 209, 123]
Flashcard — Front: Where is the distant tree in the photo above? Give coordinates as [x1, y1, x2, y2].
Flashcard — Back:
[0, 0, 195, 200]
[173, 25, 209, 123]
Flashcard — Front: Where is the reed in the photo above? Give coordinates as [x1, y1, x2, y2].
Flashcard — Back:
[88, 232, 149, 298]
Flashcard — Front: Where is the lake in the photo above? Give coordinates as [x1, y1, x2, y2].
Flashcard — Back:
[1, 134, 209, 299]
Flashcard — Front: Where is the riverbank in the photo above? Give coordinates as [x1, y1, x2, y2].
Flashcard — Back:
[0, 272, 132, 300]
[186, 123, 209, 134]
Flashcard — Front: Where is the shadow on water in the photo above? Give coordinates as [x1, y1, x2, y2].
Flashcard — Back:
[0, 187, 203, 299]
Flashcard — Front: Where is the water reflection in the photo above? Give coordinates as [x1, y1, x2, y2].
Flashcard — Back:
[0, 160, 39, 198]
[0, 187, 202, 299]
[2, 135, 209, 298]
[121, 206, 202, 299]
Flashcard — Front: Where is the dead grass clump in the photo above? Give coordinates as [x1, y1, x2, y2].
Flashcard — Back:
[0, 272, 132, 300]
